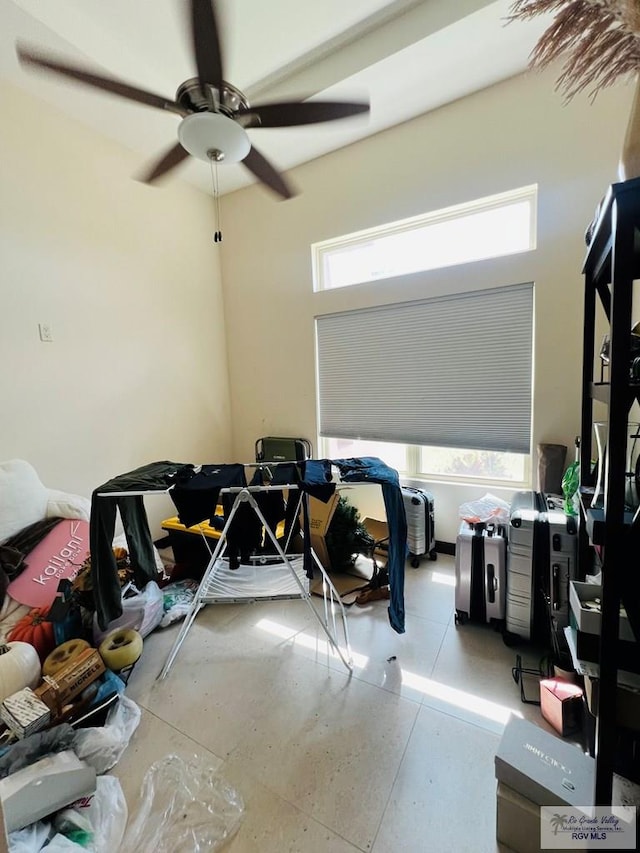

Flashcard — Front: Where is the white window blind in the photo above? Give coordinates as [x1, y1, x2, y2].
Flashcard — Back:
[316, 283, 533, 454]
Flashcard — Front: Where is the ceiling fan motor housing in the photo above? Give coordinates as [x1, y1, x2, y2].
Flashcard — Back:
[176, 77, 249, 117]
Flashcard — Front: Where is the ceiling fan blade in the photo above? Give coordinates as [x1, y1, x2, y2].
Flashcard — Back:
[237, 100, 369, 128]
[190, 0, 224, 94]
[137, 144, 190, 184]
[16, 44, 186, 116]
[242, 146, 296, 200]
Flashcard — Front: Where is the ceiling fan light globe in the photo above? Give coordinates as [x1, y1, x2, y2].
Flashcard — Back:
[178, 112, 250, 164]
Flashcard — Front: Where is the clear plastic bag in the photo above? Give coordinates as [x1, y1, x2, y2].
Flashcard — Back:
[459, 492, 511, 525]
[120, 754, 244, 853]
[8, 821, 51, 852]
[53, 775, 128, 852]
[159, 580, 198, 628]
[73, 695, 141, 775]
[7, 778, 127, 853]
[37, 836, 83, 852]
[92, 581, 164, 644]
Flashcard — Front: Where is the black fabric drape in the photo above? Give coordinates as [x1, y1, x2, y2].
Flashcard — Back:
[169, 464, 246, 528]
[0, 516, 66, 611]
[90, 461, 184, 630]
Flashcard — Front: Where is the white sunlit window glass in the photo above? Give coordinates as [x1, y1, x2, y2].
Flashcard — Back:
[323, 438, 408, 473]
[320, 438, 528, 486]
[313, 185, 536, 291]
[418, 446, 527, 483]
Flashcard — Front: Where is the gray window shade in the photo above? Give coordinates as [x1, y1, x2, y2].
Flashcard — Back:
[316, 283, 533, 454]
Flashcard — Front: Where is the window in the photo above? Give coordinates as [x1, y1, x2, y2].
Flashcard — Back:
[314, 187, 536, 484]
[323, 438, 408, 474]
[418, 446, 526, 482]
[322, 438, 528, 486]
[312, 185, 537, 292]
[316, 283, 533, 455]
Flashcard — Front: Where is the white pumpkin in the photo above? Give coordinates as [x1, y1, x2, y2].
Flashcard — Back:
[0, 642, 41, 701]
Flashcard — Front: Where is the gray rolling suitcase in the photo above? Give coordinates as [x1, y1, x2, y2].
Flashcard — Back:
[505, 491, 544, 641]
[505, 491, 578, 643]
[455, 522, 506, 625]
[401, 486, 437, 566]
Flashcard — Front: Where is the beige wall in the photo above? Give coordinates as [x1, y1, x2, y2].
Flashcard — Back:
[1, 66, 633, 543]
[219, 67, 633, 542]
[0, 81, 232, 532]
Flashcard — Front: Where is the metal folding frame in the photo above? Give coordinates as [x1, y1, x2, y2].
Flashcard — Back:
[158, 481, 354, 680]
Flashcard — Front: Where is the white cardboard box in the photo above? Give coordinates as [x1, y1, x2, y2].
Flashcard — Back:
[497, 776, 640, 853]
[569, 581, 636, 642]
[496, 782, 540, 853]
[495, 717, 594, 809]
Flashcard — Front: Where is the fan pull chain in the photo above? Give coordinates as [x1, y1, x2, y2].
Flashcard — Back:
[210, 159, 222, 243]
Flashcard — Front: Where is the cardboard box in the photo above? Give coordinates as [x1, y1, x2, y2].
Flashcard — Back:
[362, 517, 389, 559]
[0, 689, 51, 738]
[540, 678, 583, 737]
[496, 774, 640, 853]
[574, 628, 640, 673]
[0, 750, 96, 833]
[495, 717, 594, 808]
[35, 648, 105, 714]
[569, 581, 635, 642]
[496, 782, 540, 853]
[583, 673, 640, 732]
[305, 493, 340, 571]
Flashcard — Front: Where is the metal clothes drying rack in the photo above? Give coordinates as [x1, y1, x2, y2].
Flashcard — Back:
[157, 479, 354, 680]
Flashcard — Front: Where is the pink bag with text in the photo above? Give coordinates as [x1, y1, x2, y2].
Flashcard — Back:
[8, 519, 90, 608]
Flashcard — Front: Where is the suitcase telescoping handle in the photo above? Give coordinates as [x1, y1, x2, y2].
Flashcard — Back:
[487, 562, 497, 603]
[552, 563, 560, 611]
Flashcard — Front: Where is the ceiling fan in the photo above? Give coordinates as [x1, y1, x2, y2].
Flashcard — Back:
[16, 0, 369, 200]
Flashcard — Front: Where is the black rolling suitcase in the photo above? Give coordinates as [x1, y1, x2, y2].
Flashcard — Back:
[505, 491, 577, 644]
[543, 494, 578, 629]
[505, 491, 545, 642]
[401, 486, 437, 566]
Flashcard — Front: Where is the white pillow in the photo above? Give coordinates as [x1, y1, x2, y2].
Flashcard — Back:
[46, 488, 91, 522]
[0, 460, 48, 543]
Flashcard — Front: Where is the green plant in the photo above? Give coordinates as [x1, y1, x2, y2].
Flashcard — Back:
[325, 497, 374, 572]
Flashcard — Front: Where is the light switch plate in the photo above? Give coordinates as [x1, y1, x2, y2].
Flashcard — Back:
[38, 323, 53, 342]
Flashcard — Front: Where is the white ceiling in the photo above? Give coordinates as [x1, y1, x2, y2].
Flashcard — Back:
[0, 0, 553, 197]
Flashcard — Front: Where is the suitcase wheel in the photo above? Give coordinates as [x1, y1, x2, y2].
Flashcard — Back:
[428, 549, 437, 561]
[454, 610, 467, 626]
[410, 555, 420, 568]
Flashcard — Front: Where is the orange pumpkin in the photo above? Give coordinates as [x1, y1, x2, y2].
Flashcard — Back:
[7, 607, 56, 662]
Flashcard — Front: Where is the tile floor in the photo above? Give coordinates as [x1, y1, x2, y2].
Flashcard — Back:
[115, 555, 555, 852]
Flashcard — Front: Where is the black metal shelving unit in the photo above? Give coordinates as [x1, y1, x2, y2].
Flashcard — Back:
[579, 177, 640, 805]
